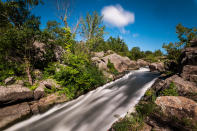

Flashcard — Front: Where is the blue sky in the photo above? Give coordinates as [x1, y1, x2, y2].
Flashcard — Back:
[31, 0, 197, 52]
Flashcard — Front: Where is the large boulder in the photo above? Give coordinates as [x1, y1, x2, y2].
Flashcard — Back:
[165, 75, 197, 99]
[0, 102, 31, 130]
[102, 53, 137, 72]
[181, 65, 197, 82]
[34, 79, 61, 100]
[92, 52, 138, 73]
[180, 46, 197, 66]
[30, 93, 67, 114]
[149, 62, 165, 72]
[0, 86, 33, 106]
[137, 59, 149, 67]
[155, 96, 197, 126]
[33, 41, 65, 62]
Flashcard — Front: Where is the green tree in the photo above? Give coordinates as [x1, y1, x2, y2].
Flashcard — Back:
[145, 51, 153, 56]
[80, 11, 105, 50]
[176, 24, 197, 47]
[129, 47, 144, 60]
[0, 1, 41, 85]
[154, 49, 163, 57]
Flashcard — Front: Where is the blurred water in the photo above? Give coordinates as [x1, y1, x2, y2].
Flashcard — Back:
[6, 68, 159, 131]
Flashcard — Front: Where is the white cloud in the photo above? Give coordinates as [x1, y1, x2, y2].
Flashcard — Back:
[132, 33, 139, 38]
[101, 5, 135, 28]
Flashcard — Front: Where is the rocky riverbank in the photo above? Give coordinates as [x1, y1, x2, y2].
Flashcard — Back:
[0, 50, 150, 130]
[110, 41, 197, 131]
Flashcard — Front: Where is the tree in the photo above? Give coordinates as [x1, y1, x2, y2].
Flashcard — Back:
[0, 0, 41, 85]
[162, 24, 197, 63]
[106, 36, 129, 55]
[129, 47, 144, 60]
[145, 51, 153, 56]
[154, 49, 163, 57]
[176, 24, 197, 47]
[80, 11, 105, 50]
[162, 42, 181, 61]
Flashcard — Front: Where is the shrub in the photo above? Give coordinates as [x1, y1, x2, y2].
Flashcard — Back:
[107, 59, 118, 75]
[160, 82, 178, 96]
[44, 54, 105, 99]
[111, 114, 144, 131]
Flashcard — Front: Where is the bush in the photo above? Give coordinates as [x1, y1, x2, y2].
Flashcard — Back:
[160, 82, 178, 96]
[111, 115, 144, 131]
[44, 54, 106, 99]
[107, 59, 118, 75]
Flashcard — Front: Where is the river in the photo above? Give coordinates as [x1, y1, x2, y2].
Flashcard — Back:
[6, 68, 159, 131]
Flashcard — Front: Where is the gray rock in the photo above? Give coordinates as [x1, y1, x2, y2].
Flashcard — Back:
[155, 96, 197, 127]
[4, 77, 15, 85]
[166, 75, 197, 96]
[149, 62, 165, 72]
[181, 65, 197, 82]
[0, 86, 33, 105]
[15, 80, 24, 86]
[137, 59, 149, 67]
[102, 53, 137, 72]
[180, 46, 197, 66]
[0, 102, 31, 130]
[34, 79, 61, 100]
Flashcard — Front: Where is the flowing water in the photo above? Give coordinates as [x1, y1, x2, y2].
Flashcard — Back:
[6, 68, 159, 131]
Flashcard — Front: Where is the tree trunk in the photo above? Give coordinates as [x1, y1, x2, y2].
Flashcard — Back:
[25, 58, 33, 85]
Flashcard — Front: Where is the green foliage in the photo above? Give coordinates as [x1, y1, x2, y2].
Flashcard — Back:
[162, 24, 197, 72]
[162, 42, 181, 62]
[154, 49, 163, 57]
[129, 47, 145, 60]
[111, 115, 144, 131]
[29, 83, 39, 90]
[107, 59, 119, 75]
[143, 54, 158, 63]
[44, 54, 105, 99]
[91, 36, 130, 57]
[80, 11, 105, 51]
[160, 82, 178, 96]
[136, 102, 156, 117]
[44, 85, 57, 94]
[112, 102, 156, 131]
[176, 24, 197, 47]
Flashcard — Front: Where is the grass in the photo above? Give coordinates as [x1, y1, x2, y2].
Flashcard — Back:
[160, 82, 178, 96]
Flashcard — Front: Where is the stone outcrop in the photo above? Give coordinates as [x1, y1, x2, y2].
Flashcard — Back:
[30, 93, 67, 114]
[166, 75, 197, 98]
[92, 51, 138, 74]
[0, 102, 31, 130]
[0, 93, 67, 130]
[181, 65, 197, 83]
[0, 86, 33, 106]
[149, 62, 165, 72]
[137, 59, 149, 67]
[179, 44, 197, 83]
[34, 79, 61, 100]
[180, 46, 197, 66]
[155, 96, 197, 127]
[33, 41, 65, 62]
